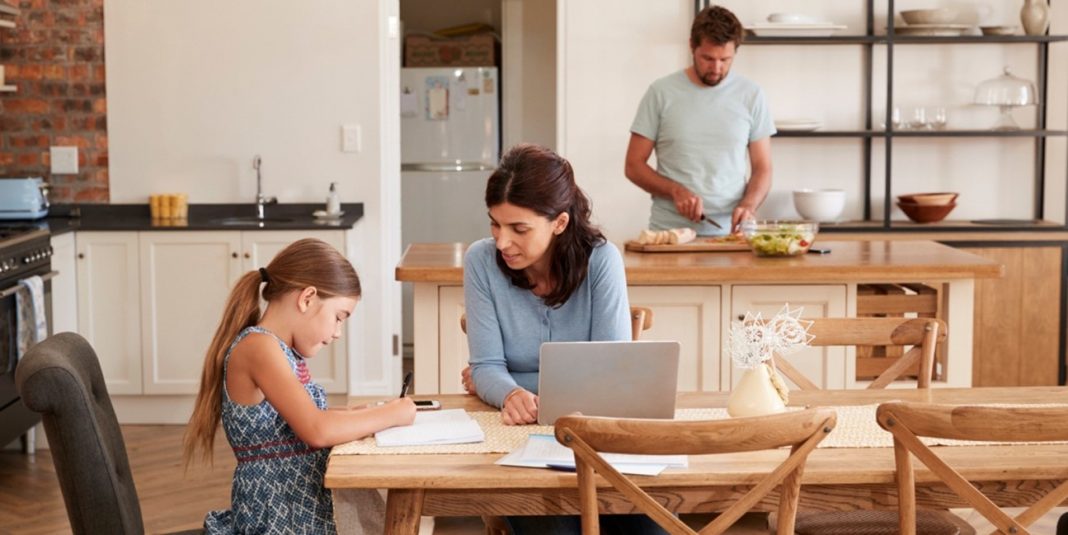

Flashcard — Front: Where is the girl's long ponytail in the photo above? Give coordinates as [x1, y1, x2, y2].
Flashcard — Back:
[183, 271, 263, 466]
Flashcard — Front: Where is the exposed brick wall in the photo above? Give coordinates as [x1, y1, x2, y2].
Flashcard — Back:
[0, 0, 108, 203]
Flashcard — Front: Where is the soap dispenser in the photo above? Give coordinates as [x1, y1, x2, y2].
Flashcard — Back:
[326, 182, 341, 215]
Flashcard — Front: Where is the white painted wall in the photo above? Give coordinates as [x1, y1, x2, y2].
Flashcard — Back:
[559, 0, 1068, 244]
[104, 0, 400, 395]
[503, 0, 557, 150]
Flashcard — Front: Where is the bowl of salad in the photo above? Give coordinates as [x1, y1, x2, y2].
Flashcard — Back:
[740, 220, 819, 257]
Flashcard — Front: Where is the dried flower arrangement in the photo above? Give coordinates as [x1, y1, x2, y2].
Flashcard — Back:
[728, 304, 814, 405]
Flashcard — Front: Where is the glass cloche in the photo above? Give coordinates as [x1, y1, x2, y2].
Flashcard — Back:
[973, 67, 1037, 130]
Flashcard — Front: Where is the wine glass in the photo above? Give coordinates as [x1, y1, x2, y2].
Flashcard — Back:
[931, 107, 948, 130]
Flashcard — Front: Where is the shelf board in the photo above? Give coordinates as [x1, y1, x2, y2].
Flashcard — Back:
[747, 34, 1068, 45]
[886, 34, 1068, 44]
[0, 84, 15, 92]
[774, 129, 1068, 138]
[746, 35, 879, 45]
[821, 219, 1068, 233]
[0, 2, 19, 17]
[890, 129, 1068, 138]
[0, 19, 14, 29]
[774, 130, 882, 138]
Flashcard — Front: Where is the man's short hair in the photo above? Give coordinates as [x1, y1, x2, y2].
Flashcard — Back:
[690, 5, 744, 49]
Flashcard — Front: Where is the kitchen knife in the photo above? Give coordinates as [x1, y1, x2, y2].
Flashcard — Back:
[700, 213, 723, 230]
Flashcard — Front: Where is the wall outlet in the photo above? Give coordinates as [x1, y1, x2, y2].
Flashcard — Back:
[50, 146, 79, 175]
[341, 124, 361, 153]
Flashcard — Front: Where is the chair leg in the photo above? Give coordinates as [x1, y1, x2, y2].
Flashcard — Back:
[482, 515, 509, 535]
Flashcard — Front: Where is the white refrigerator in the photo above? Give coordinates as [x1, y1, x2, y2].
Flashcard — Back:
[400, 66, 499, 352]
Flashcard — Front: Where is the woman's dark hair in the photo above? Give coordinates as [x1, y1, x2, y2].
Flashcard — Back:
[485, 143, 605, 308]
[690, 5, 744, 49]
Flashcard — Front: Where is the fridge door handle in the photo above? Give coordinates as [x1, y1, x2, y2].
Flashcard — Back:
[401, 162, 496, 172]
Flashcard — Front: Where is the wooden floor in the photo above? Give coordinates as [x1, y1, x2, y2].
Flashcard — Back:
[1, 425, 1065, 534]
[0, 425, 233, 534]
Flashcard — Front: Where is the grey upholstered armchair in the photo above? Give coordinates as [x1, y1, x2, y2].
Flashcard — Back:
[15, 332, 150, 535]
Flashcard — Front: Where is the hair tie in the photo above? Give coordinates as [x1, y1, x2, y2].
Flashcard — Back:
[258, 267, 270, 284]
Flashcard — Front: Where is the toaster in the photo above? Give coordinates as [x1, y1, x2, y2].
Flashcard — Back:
[0, 177, 50, 220]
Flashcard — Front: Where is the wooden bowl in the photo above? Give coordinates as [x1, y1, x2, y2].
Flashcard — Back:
[897, 192, 958, 206]
[897, 201, 956, 223]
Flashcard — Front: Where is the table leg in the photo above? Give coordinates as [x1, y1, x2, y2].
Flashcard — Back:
[385, 489, 425, 535]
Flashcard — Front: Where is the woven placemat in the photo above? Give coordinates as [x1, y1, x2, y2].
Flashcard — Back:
[331, 404, 1068, 456]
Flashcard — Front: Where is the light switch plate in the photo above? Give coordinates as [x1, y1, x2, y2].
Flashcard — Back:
[341, 124, 361, 153]
[50, 146, 78, 174]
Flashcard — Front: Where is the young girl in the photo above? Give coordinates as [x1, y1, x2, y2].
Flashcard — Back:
[184, 238, 415, 534]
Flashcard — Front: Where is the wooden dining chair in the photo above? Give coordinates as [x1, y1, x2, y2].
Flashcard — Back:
[774, 316, 946, 390]
[554, 408, 836, 535]
[878, 402, 1068, 535]
[768, 317, 968, 535]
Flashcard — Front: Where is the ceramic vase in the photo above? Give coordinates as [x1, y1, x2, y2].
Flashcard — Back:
[1021, 0, 1051, 36]
[727, 363, 786, 418]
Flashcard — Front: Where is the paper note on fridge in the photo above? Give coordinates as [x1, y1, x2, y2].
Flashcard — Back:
[374, 408, 484, 447]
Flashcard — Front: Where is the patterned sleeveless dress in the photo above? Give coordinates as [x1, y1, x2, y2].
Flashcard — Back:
[205, 326, 336, 534]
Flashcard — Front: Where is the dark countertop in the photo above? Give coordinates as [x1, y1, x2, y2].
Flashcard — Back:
[27, 203, 364, 236]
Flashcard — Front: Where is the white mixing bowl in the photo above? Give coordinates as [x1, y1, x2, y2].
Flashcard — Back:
[793, 189, 846, 222]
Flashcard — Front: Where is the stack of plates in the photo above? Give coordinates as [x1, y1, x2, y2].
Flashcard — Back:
[745, 23, 847, 37]
[892, 24, 972, 36]
[775, 119, 823, 132]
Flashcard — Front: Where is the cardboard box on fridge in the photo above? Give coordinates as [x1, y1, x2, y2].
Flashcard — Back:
[404, 33, 498, 67]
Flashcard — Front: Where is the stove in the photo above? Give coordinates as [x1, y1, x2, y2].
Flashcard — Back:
[0, 224, 52, 449]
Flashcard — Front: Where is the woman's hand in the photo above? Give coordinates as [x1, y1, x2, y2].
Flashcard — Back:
[501, 388, 539, 425]
[461, 366, 477, 395]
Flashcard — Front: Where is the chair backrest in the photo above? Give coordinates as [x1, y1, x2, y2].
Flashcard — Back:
[461, 306, 655, 341]
[555, 408, 837, 535]
[14, 332, 144, 535]
[772, 317, 946, 390]
[878, 401, 1068, 535]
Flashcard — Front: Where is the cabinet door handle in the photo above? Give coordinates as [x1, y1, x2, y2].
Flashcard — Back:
[77, 253, 84, 259]
[231, 252, 238, 259]
[244, 252, 251, 259]
[737, 314, 745, 321]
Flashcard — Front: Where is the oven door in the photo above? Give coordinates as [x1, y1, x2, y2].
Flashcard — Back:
[0, 269, 54, 447]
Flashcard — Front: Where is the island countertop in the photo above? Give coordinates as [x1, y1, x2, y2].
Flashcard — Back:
[396, 240, 1003, 284]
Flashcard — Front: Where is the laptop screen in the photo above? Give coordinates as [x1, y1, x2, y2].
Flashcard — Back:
[536, 341, 680, 425]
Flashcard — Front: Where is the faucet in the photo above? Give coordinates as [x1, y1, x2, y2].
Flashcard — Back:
[252, 155, 277, 219]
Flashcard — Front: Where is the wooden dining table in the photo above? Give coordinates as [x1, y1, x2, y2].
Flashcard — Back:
[326, 387, 1068, 534]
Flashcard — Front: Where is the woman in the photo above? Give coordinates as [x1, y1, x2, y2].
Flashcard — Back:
[463, 144, 663, 535]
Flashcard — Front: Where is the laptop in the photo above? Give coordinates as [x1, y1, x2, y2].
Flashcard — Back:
[536, 341, 681, 425]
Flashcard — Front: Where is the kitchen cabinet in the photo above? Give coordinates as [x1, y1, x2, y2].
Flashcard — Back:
[76, 232, 143, 394]
[139, 232, 243, 394]
[49, 232, 78, 335]
[79, 230, 348, 396]
[729, 284, 849, 389]
[960, 244, 1062, 386]
[629, 286, 722, 392]
[429, 283, 847, 393]
[433, 285, 724, 394]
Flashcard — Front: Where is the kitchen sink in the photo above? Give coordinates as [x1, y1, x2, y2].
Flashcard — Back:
[210, 216, 295, 226]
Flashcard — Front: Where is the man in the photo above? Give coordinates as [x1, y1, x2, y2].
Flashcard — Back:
[625, 5, 774, 235]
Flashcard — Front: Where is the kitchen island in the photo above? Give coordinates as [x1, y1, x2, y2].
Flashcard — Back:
[398, 240, 1001, 395]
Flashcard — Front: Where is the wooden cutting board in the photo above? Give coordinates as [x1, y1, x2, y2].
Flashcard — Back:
[624, 236, 750, 253]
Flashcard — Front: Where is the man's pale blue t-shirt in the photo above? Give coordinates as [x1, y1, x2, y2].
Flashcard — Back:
[463, 237, 631, 408]
[630, 70, 775, 234]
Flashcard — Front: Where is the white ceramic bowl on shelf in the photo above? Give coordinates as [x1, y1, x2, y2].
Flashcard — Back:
[792, 189, 846, 222]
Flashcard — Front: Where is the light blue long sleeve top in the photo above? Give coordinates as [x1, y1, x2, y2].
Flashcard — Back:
[464, 237, 631, 408]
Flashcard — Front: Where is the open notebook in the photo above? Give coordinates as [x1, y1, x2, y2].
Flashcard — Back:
[374, 409, 485, 447]
[497, 434, 688, 476]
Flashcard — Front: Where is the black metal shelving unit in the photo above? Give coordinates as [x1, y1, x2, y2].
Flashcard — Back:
[732, 0, 1068, 229]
